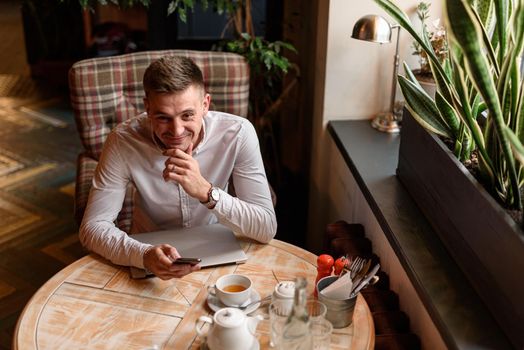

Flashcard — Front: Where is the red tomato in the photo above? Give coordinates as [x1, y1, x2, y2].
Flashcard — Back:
[334, 256, 348, 275]
[317, 254, 334, 269]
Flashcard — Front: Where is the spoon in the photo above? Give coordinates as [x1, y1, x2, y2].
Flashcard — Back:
[237, 295, 272, 310]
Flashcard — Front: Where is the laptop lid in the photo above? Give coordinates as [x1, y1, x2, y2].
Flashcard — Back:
[128, 224, 247, 278]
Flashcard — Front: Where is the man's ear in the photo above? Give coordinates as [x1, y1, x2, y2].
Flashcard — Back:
[203, 93, 211, 115]
[143, 97, 149, 115]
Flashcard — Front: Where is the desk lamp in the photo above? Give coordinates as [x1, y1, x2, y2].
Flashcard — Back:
[352, 15, 401, 133]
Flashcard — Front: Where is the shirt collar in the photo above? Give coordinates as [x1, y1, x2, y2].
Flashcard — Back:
[192, 114, 208, 155]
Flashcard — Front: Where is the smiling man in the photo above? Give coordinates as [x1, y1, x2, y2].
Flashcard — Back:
[79, 56, 277, 280]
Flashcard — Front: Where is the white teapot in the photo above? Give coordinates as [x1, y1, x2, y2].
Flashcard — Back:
[195, 307, 263, 350]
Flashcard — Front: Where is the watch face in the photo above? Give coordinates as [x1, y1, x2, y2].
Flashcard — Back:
[210, 188, 220, 201]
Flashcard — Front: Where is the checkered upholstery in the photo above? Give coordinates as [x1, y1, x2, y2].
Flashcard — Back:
[69, 50, 250, 231]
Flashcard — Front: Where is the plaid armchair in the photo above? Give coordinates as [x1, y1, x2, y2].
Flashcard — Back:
[69, 50, 250, 232]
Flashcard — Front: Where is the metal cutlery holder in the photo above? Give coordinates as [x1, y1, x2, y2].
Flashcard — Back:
[316, 276, 357, 328]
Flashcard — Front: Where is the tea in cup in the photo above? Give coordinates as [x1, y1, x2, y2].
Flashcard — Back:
[210, 274, 252, 307]
[223, 284, 247, 293]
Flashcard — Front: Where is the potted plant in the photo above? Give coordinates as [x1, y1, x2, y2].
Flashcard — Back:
[410, 1, 448, 97]
[375, 0, 524, 347]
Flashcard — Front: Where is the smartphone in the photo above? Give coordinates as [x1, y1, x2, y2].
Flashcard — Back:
[172, 257, 202, 265]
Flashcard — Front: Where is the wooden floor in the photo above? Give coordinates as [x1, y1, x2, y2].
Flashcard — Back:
[0, 2, 87, 349]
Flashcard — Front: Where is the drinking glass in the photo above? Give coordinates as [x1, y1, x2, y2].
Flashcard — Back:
[268, 299, 292, 348]
[310, 318, 333, 350]
[305, 300, 327, 322]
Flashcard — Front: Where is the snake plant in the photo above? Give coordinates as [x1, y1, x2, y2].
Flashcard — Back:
[375, 0, 524, 211]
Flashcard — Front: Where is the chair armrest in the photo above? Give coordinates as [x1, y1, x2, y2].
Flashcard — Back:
[75, 153, 98, 226]
[75, 153, 134, 232]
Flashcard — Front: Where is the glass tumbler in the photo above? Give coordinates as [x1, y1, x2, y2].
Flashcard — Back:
[305, 300, 327, 322]
[310, 317, 333, 350]
[269, 299, 292, 348]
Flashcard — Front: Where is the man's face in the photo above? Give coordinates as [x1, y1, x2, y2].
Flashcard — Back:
[145, 85, 210, 152]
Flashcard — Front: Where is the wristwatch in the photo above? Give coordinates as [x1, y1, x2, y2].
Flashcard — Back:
[201, 186, 220, 209]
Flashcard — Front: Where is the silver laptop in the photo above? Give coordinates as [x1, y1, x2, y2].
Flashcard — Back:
[128, 224, 247, 278]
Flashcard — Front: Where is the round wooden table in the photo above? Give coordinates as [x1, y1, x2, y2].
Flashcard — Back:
[14, 238, 374, 349]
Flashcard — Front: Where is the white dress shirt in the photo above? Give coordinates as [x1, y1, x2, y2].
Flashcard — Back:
[79, 111, 277, 268]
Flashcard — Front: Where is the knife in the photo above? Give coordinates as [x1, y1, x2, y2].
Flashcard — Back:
[350, 263, 380, 297]
[349, 259, 371, 293]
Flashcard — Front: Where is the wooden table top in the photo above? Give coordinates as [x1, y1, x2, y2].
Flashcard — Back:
[14, 238, 374, 349]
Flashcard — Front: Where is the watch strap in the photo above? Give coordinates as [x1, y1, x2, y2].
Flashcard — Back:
[201, 185, 219, 208]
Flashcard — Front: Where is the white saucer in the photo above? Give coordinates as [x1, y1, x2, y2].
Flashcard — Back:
[206, 289, 261, 314]
[200, 338, 260, 350]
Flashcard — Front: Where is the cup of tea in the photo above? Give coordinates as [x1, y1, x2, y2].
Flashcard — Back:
[209, 274, 252, 307]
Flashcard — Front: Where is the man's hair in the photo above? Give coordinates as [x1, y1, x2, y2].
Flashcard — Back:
[143, 56, 205, 96]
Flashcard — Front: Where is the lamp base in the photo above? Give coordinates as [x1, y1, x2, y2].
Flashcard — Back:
[371, 112, 400, 133]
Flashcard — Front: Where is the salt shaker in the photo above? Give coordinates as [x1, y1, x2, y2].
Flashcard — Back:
[272, 280, 295, 312]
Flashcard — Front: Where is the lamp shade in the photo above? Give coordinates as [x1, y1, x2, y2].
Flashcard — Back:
[351, 15, 392, 44]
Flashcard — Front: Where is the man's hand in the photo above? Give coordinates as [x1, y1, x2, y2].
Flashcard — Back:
[162, 143, 210, 202]
[143, 244, 200, 280]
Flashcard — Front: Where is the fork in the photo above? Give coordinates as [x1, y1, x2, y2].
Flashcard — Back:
[351, 259, 371, 288]
[349, 256, 365, 279]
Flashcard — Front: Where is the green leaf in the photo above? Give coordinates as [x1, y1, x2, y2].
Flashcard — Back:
[262, 51, 273, 71]
[398, 75, 451, 137]
[471, 6, 499, 76]
[254, 37, 263, 49]
[513, 0, 524, 57]
[510, 60, 520, 127]
[516, 67, 524, 141]
[402, 61, 422, 87]
[428, 49, 454, 102]
[216, 0, 224, 13]
[459, 128, 473, 160]
[505, 126, 524, 165]
[178, 6, 187, 21]
[167, 0, 180, 17]
[494, 0, 510, 64]
[449, 42, 494, 171]
[277, 41, 297, 53]
[435, 91, 461, 137]
[274, 56, 289, 72]
[454, 139, 463, 158]
[471, 0, 494, 26]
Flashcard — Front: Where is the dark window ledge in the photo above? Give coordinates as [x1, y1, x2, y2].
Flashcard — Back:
[328, 120, 513, 350]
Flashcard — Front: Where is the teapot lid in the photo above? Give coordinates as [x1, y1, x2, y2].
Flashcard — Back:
[275, 281, 295, 298]
[214, 307, 245, 328]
